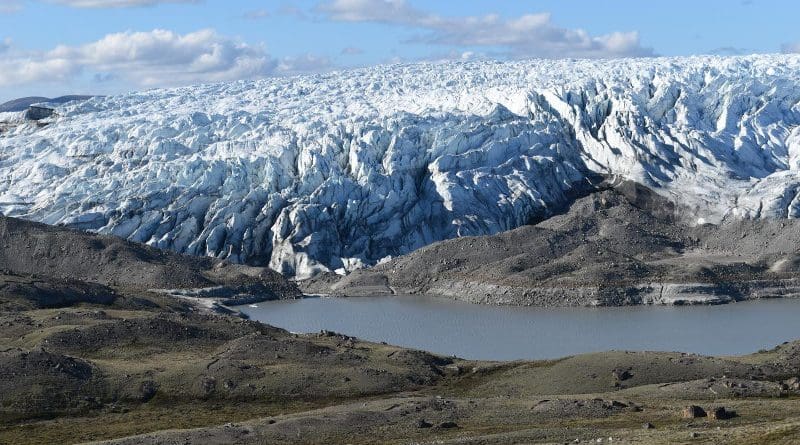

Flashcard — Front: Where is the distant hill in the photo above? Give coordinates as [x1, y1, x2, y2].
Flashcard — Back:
[0, 214, 300, 298]
[0, 95, 95, 112]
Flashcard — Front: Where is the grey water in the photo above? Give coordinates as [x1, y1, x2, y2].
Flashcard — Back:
[236, 296, 800, 361]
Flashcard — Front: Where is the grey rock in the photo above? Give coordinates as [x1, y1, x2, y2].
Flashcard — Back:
[415, 419, 432, 428]
[682, 405, 707, 419]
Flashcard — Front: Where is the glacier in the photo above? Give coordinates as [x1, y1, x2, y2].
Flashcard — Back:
[1, 55, 800, 278]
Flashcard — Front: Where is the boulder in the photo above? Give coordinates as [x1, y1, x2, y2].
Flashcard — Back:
[138, 380, 159, 402]
[415, 419, 432, 428]
[682, 405, 707, 419]
[708, 406, 736, 420]
[25, 105, 55, 121]
[611, 368, 632, 381]
[783, 377, 800, 390]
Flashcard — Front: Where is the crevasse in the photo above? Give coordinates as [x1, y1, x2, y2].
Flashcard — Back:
[2, 55, 800, 278]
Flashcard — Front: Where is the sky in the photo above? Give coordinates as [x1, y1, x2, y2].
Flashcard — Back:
[0, 0, 798, 102]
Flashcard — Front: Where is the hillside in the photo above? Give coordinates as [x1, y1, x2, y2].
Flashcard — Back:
[0, 95, 94, 112]
[315, 181, 800, 305]
[0, 215, 299, 310]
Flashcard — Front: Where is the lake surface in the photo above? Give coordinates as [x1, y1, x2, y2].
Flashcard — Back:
[236, 296, 800, 361]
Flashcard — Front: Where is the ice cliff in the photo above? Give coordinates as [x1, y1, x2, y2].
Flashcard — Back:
[2, 55, 800, 278]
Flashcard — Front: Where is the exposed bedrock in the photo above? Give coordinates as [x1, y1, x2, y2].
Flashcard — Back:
[315, 184, 800, 306]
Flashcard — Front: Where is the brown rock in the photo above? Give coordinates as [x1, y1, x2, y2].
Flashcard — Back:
[682, 405, 707, 419]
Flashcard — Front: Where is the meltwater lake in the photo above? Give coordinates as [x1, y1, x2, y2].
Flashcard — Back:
[236, 296, 800, 361]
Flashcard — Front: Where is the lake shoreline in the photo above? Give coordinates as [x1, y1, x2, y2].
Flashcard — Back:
[235, 294, 800, 361]
[297, 280, 800, 307]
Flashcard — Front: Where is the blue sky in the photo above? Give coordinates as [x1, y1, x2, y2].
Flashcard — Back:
[0, 0, 798, 102]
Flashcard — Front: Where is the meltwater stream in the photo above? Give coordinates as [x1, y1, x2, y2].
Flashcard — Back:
[236, 296, 800, 361]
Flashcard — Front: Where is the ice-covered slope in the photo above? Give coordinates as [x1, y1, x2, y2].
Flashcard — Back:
[1, 56, 800, 278]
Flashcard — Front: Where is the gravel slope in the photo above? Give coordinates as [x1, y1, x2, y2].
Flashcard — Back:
[0, 215, 300, 304]
[315, 181, 800, 306]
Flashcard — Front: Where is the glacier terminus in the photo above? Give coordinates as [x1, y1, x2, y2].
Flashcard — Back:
[2, 55, 800, 279]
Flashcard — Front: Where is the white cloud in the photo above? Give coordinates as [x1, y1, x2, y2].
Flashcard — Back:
[708, 46, 750, 56]
[319, 0, 431, 25]
[277, 4, 306, 19]
[242, 8, 269, 20]
[341, 46, 363, 55]
[0, 29, 281, 88]
[50, 0, 200, 8]
[317, 0, 653, 58]
[276, 54, 333, 74]
[0, 1, 22, 13]
[0, 38, 11, 52]
[2, 0, 199, 13]
[384, 49, 490, 65]
[782, 42, 800, 54]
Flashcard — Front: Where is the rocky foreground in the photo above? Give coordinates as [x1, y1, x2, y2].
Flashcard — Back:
[0, 214, 800, 444]
[2, 277, 800, 444]
[307, 180, 800, 306]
